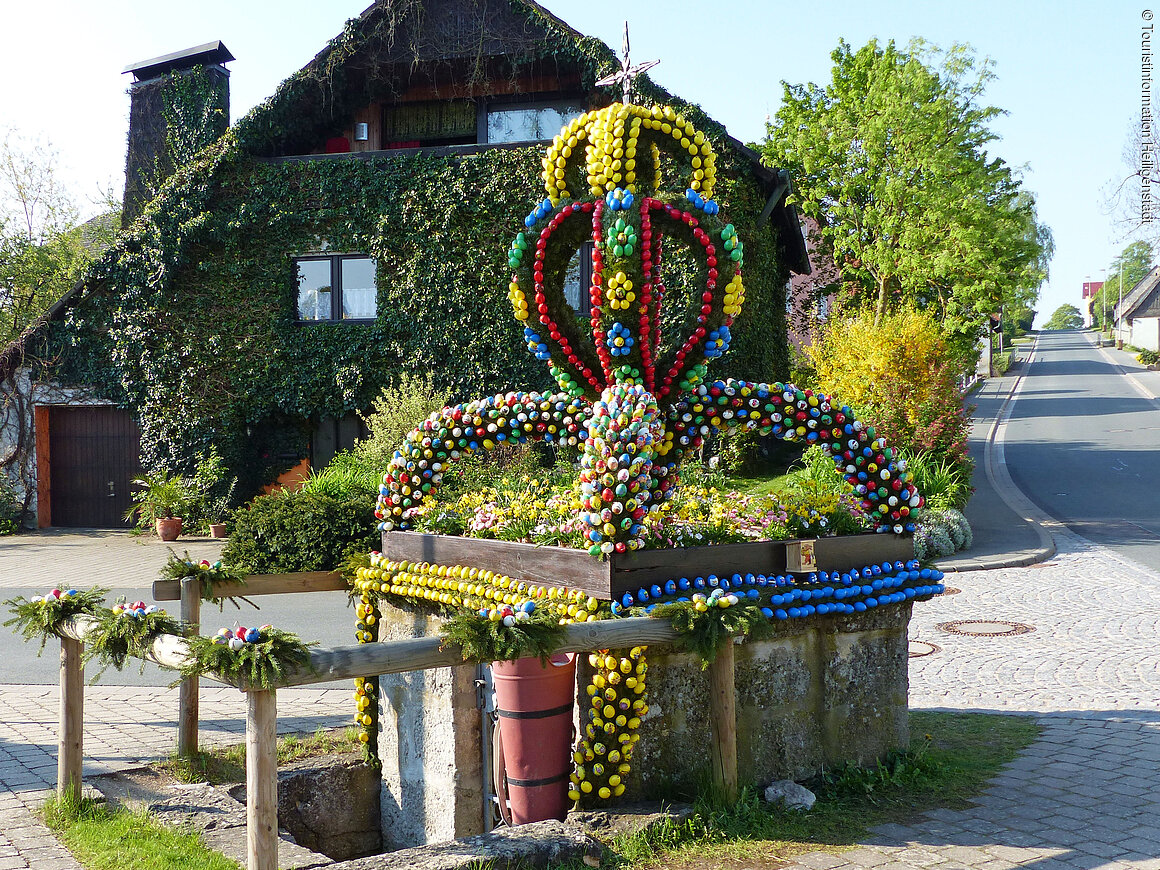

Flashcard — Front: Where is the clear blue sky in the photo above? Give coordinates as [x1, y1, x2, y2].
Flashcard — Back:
[0, 0, 1146, 325]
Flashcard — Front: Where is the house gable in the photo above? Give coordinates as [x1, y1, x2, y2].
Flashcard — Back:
[235, 0, 615, 159]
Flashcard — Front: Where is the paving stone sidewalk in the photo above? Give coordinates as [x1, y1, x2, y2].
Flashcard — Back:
[778, 526, 1160, 870]
[0, 684, 349, 870]
[2, 526, 1160, 868]
[0, 528, 225, 590]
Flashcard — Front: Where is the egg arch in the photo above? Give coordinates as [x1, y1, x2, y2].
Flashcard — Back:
[375, 102, 923, 552]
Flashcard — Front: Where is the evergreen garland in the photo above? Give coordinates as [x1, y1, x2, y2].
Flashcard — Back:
[178, 626, 315, 690]
[440, 606, 566, 665]
[3, 588, 108, 652]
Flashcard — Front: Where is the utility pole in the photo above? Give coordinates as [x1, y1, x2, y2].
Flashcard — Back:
[1102, 268, 1108, 341]
[1118, 267, 1124, 349]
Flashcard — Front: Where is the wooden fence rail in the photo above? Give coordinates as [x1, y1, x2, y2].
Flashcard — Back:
[151, 571, 345, 756]
[53, 608, 731, 870]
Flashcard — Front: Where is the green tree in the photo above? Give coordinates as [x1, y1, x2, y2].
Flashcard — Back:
[1089, 241, 1153, 330]
[0, 130, 113, 346]
[1044, 304, 1084, 330]
[761, 39, 1051, 330]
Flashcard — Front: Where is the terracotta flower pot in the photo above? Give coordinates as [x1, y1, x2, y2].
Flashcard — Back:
[156, 517, 183, 541]
[208, 523, 228, 539]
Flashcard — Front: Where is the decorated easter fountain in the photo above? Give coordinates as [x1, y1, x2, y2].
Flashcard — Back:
[348, 54, 943, 838]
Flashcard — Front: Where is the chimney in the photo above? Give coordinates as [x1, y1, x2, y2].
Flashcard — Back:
[122, 41, 234, 227]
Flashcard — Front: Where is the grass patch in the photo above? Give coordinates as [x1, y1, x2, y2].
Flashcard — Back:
[44, 791, 240, 870]
[157, 726, 360, 785]
[555, 710, 1038, 870]
[725, 471, 793, 499]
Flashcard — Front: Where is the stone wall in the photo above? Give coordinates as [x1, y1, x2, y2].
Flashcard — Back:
[579, 603, 912, 797]
[372, 601, 911, 844]
[375, 607, 485, 848]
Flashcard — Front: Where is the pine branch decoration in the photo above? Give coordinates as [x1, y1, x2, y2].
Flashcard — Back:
[441, 606, 566, 664]
[160, 550, 254, 610]
[84, 601, 183, 677]
[177, 626, 316, 690]
[3, 587, 108, 652]
[649, 597, 771, 667]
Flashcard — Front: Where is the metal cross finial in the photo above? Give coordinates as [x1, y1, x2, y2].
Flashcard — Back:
[595, 21, 659, 105]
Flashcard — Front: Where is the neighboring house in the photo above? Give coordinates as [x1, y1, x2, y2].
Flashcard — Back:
[0, 0, 809, 529]
[786, 216, 838, 351]
[1114, 266, 1160, 352]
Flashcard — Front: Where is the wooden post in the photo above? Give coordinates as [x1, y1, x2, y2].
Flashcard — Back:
[178, 577, 201, 757]
[58, 636, 83, 803]
[707, 638, 738, 804]
[246, 690, 278, 870]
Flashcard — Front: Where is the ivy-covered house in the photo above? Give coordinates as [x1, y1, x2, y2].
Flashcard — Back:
[0, 0, 809, 529]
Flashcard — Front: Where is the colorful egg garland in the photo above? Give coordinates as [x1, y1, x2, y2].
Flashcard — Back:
[361, 98, 940, 808]
[211, 623, 273, 651]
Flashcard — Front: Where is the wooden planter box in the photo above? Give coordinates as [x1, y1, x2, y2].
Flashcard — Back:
[382, 531, 914, 600]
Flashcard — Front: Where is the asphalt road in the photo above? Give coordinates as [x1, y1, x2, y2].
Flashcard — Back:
[1004, 329, 1160, 568]
[0, 586, 357, 686]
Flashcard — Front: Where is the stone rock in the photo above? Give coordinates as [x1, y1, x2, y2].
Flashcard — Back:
[88, 767, 328, 870]
[275, 753, 382, 860]
[568, 801, 696, 842]
[322, 819, 601, 870]
[763, 779, 816, 810]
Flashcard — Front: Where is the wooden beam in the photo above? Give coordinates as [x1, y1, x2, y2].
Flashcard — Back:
[34, 405, 51, 528]
[246, 690, 278, 870]
[707, 639, 738, 804]
[60, 615, 683, 689]
[58, 635, 83, 802]
[152, 571, 346, 602]
[282, 616, 681, 687]
[177, 577, 201, 757]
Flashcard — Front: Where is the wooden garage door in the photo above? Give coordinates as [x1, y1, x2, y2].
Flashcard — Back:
[48, 407, 142, 527]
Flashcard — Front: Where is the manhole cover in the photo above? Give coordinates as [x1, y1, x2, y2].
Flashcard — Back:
[908, 640, 941, 658]
[937, 620, 1035, 637]
[939, 586, 961, 596]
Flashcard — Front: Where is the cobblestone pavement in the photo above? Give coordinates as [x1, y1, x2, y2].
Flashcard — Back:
[0, 684, 349, 869]
[0, 529, 225, 590]
[777, 526, 1160, 870]
[3, 528, 1160, 868]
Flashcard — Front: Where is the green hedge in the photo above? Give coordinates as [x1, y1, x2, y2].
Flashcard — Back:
[41, 144, 789, 497]
[221, 489, 379, 574]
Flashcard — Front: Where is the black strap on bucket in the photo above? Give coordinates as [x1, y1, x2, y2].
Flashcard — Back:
[495, 702, 574, 720]
[505, 770, 570, 788]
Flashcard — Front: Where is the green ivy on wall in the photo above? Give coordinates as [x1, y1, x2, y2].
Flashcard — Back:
[39, 140, 788, 495]
[32, 0, 792, 496]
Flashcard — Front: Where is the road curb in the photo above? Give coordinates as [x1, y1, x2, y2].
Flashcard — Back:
[938, 334, 1056, 573]
[1087, 331, 1160, 402]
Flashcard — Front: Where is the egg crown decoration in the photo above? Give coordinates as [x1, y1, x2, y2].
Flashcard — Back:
[376, 103, 924, 557]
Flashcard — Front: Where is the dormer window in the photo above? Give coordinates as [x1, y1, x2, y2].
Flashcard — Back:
[296, 255, 377, 322]
[486, 101, 583, 144]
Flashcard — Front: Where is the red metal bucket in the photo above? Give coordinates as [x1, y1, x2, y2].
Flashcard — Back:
[491, 653, 576, 825]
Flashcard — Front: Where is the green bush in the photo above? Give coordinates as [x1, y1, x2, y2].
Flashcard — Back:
[0, 476, 23, 535]
[903, 450, 973, 511]
[299, 451, 380, 502]
[806, 306, 973, 488]
[352, 372, 454, 476]
[1138, 349, 1160, 366]
[222, 489, 379, 574]
[913, 508, 973, 561]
